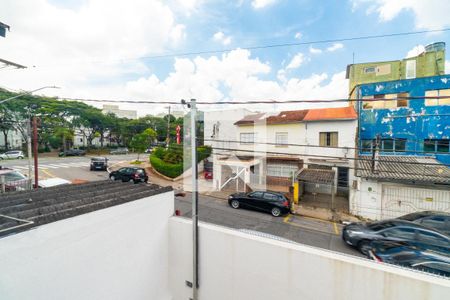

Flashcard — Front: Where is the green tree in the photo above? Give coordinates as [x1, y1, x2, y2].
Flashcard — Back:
[129, 132, 148, 161]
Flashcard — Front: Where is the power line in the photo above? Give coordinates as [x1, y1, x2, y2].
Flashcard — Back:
[165, 143, 450, 168]
[203, 138, 450, 155]
[164, 149, 449, 180]
[55, 95, 450, 105]
[30, 27, 450, 66]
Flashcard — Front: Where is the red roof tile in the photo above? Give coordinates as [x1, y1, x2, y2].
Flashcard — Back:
[303, 106, 357, 121]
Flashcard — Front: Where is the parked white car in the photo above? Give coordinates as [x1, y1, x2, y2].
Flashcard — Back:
[0, 150, 24, 160]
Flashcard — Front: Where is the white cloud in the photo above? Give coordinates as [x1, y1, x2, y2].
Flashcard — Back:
[326, 43, 344, 52]
[170, 24, 187, 45]
[351, 0, 450, 30]
[252, 0, 277, 9]
[405, 45, 425, 58]
[294, 32, 302, 40]
[286, 53, 305, 70]
[213, 31, 232, 46]
[309, 46, 323, 54]
[126, 49, 348, 111]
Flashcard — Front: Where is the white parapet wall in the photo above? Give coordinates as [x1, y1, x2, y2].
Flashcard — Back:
[169, 217, 450, 300]
[0, 190, 174, 300]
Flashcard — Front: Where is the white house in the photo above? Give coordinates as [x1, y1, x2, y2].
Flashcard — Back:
[351, 155, 450, 220]
[0, 129, 24, 150]
[213, 106, 358, 198]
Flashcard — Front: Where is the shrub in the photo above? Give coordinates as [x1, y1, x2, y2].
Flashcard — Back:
[153, 146, 165, 159]
[150, 154, 183, 178]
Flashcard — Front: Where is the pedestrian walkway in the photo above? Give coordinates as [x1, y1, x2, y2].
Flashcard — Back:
[10, 160, 124, 171]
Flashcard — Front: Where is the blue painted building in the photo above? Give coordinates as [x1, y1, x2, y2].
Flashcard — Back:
[356, 75, 450, 165]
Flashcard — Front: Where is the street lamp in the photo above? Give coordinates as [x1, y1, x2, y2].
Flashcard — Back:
[0, 86, 60, 189]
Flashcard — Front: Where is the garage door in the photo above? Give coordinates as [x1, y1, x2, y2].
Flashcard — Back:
[381, 184, 450, 219]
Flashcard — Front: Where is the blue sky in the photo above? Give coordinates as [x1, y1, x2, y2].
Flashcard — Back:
[1, 0, 450, 114]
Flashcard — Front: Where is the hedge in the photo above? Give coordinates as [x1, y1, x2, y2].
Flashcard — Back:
[150, 145, 212, 179]
[150, 154, 184, 178]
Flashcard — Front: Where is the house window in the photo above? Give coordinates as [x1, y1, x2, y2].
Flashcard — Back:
[423, 139, 450, 153]
[360, 138, 406, 153]
[319, 132, 338, 147]
[425, 89, 450, 106]
[405, 60, 416, 79]
[267, 164, 298, 178]
[362, 93, 409, 109]
[364, 67, 376, 74]
[240, 132, 256, 144]
[275, 132, 288, 147]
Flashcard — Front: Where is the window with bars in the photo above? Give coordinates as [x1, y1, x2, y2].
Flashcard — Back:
[424, 89, 450, 106]
[423, 139, 450, 153]
[240, 132, 256, 144]
[275, 132, 288, 147]
[267, 164, 298, 178]
[319, 132, 338, 147]
[362, 93, 409, 109]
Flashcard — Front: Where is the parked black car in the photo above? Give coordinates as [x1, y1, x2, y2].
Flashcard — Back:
[59, 149, 86, 157]
[228, 191, 291, 217]
[109, 167, 148, 183]
[343, 219, 450, 255]
[397, 211, 450, 235]
[369, 240, 450, 277]
[90, 157, 108, 171]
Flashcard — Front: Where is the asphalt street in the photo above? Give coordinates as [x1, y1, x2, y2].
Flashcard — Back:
[176, 192, 363, 258]
[1, 155, 362, 258]
[0, 154, 137, 182]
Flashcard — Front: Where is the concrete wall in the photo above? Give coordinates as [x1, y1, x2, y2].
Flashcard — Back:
[351, 178, 450, 220]
[169, 217, 450, 300]
[0, 190, 174, 300]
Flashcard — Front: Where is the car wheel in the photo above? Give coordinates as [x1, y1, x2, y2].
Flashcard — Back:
[358, 240, 372, 256]
[110, 175, 116, 181]
[271, 207, 282, 217]
[18, 156, 24, 159]
[230, 200, 240, 209]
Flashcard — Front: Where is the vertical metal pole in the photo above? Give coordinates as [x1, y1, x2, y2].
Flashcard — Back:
[166, 106, 171, 147]
[32, 117, 38, 189]
[27, 116, 33, 190]
[190, 99, 199, 300]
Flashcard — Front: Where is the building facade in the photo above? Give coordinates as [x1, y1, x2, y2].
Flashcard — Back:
[356, 75, 450, 164]
[102, 104, 137, 119]
[347, 42, 445, 99]
[212, 107, 357, 200]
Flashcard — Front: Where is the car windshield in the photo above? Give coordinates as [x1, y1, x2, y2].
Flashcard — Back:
[4, 172, 26, 181]
[91, 158, 105, 162]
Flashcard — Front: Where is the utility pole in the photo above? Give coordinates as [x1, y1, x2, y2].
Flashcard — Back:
[190, 99, 199, 300]
[32, 116, 38, 188]
[27, 117, 32, 189]
[371, 134, 380, 174]
[166, 106, 171, 147]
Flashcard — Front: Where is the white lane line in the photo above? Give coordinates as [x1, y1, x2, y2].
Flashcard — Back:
[39, 164, 59, 169]
[11, 165, 28, 170]
[47, 164, 69, 168]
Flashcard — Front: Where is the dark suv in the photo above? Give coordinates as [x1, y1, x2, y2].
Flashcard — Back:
[109, 167, 148, 183]
[228, 191, 291, 217]
[90, 157, 108, 171]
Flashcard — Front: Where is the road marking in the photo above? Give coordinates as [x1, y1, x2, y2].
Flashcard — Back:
[333, 222, 339, 235]
[12, 165, 28, 170]
[283, 214, 292, 223]
[41, 169, 56, 178]
[39, 164, 59, 169]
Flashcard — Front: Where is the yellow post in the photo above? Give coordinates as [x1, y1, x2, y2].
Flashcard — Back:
[293, 182, 299, 204]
